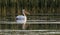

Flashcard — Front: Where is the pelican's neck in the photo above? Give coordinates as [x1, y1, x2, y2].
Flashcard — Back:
[22, 11, 26, 16]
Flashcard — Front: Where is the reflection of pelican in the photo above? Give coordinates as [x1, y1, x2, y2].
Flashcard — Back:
[16, 9, 30, 30]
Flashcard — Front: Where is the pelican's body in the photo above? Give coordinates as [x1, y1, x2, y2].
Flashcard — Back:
[16, 9, 30, 30]
[16, 15, 27, 23]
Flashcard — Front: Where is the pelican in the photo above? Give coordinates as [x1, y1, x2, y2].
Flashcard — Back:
[16, 9, 30, 30]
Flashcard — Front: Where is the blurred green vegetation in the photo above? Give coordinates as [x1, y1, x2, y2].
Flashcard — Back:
[0, 0, 60, 30]
[0, 0, 60, 21]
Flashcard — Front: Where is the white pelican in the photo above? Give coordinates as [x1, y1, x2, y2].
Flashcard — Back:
[16, 9, 30, 30]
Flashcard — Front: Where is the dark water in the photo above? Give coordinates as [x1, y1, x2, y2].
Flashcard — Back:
[0, 24, 60, 30]
[0, 23, 60, 35]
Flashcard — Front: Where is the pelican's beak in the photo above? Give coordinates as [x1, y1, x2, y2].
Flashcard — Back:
[25, 11, 30, 15]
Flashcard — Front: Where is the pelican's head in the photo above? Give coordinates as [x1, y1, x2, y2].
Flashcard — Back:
[22, 9, 30, 15]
